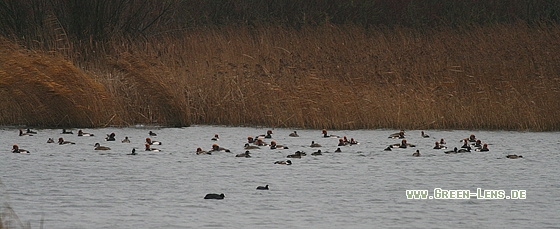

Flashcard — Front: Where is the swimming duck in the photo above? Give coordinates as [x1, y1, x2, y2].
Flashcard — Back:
[444, 147, 458, 154]
[264, 130, 273, 139]
[244, 143, 260, 150]
[106, 133, 116, 141]
[256, 185, 269, 190]
[211, 134, 219, 141]
[26, 129, 38, 134]
[468, 134, 477, 142]
[145, 138, 162, 145]
[94, 143, 111, 150]
[19, 129, 33, 136]
[473, 139, 482, 148]
[335, 147, 342, 152]
[270, 140, 288, 149]
[210, 144, 230, 152]
[274, 160, 292, 165]
[389, 130, 405, 139]
[58, 138, 75, 145]
[289, 131, 299, 137]
[412, 150, 421, 157]
[349, 138, 359, 145]
[145, 143, 160, 152]
[310, 141, 321, 147]
[322, 129, 339, 138]
[398, 139, 415, 148]
[78, 129, 94, 136]
[122, 137, 131, 143]
[12, 144, 30, 154]
[460, 139, 472, 151]
[421, 131, 430, 138]
[61, 129, 73, 134]
[236, 151, 251, 158]
[476, 144, 489, 152]
[127, 148, 137, 155]
[247, 136, 255, 144]
[338, 138, 349, 146]
[433, 142, 447, 149]
[311, 150, 322, 156]
[256, 130, 273, 139]
[254, 138, 268, 146]
[440, 138, 446, 145]
[457, 147, 471, 153]
[149, 131, 157, 136]
[196, 147, 211, 155]
[287, 153, 301, 158]
[46, 138, 55, 143]
[204, 193, 225, 199]
[506, 154, 523, 159]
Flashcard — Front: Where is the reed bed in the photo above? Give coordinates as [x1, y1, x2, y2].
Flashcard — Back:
[1, 22, 559, 130]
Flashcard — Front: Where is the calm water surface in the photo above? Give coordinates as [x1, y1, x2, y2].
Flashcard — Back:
[1, 126, 559, 228]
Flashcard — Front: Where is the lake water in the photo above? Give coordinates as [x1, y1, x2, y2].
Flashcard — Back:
[1, 126, 559, 228]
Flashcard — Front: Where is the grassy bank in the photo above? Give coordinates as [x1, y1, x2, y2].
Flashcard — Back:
[1, 22, 559, 130]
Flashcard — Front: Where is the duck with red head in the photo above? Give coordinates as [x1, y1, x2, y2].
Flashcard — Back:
[433, 142, 447, 149]
[338, 138, 348, 146]
[196, 147, 211, 155]
[146, 138, 162, 145]
[210, 144, 230, 152]
[476, 144, 489, 152]
[322, 129, 339, 138]
[211, 134, 219, 141]
[350, 138, 359, 145]
[145, 143, 160, 152]
[12, 144, 30, 154]
[270, 140, 288, 149]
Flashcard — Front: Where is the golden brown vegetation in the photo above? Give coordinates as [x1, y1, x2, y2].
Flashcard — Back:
[1, 22, 560, 130]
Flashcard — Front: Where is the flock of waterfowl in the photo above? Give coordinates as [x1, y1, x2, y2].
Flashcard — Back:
[11, 127, 523, 159]
[10, 127, 523, 199]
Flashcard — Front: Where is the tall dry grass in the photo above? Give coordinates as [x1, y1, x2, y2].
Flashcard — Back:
[1, 22, 559, 130]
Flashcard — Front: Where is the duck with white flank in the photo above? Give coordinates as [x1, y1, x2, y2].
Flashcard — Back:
[389, 130, 405, 139]
[145, 138, 162, 145]
[211, 134, 219, 141]
[12, 144, 30, 154]
[78, 129, 94, 136]
[196, 147, 211, 155]
[145, 143, 160, 152]
[322, 129, 339, 138]
[274, 160, 292, 165]
[19, 129, 33, 136]
[270, 140, 288, 149]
